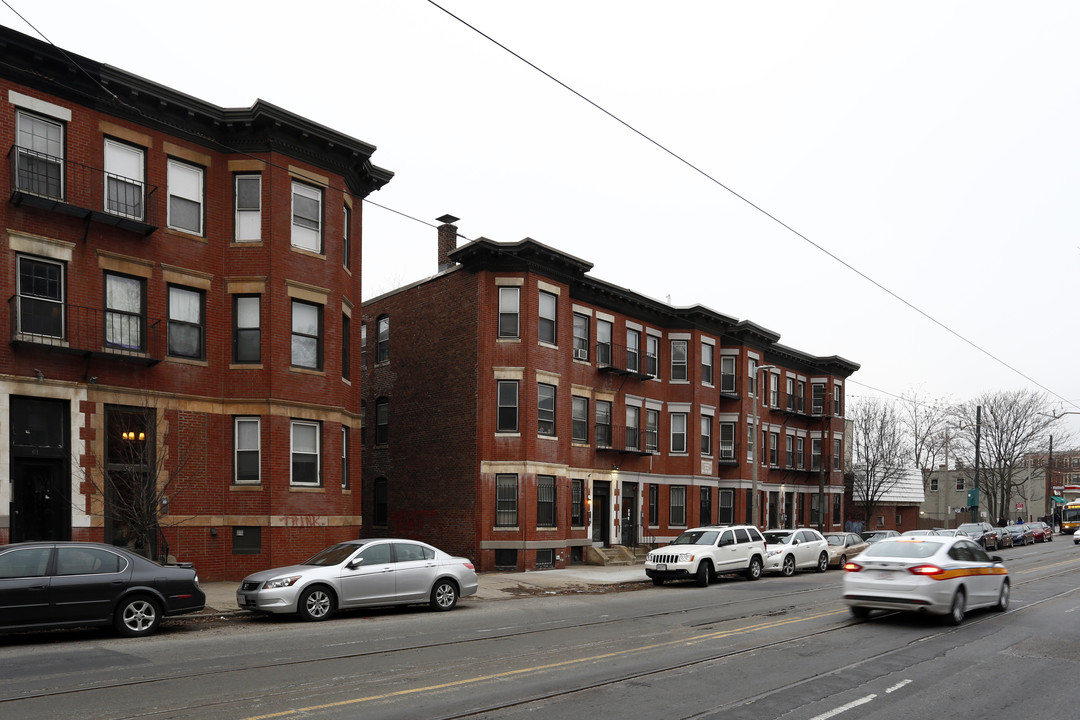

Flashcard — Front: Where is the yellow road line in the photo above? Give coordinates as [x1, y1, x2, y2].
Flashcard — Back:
[243, 607, 849, 719]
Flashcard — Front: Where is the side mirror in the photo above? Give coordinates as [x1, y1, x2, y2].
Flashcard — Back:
[990, 556, 1003, 563]
[347, 558, 364, 569]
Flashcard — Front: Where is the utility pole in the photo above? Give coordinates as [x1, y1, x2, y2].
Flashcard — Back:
[1047, 435, 1054, 523]
[971, 406, 982, 523]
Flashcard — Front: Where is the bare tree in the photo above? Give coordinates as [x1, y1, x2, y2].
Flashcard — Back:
[81, 398, 196, 562]
[898, 388, 950, 483]
[850, 397, 911, 527]
[952, 390, 1067, 523]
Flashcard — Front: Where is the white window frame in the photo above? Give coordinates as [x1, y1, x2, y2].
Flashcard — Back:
[290, 420, 321, 486]
[104, 139, 144, 220]
[291, 181, 323, 252]
[167, 159, 204, 235]
[235, 173, 261, 241]
[700, 414, 712, 455]
[670, 412, 687, 454]
[670, 339, 688, 381]
[498, 287, 520, 338]
[234, 417, 260, 484]
[15, 110, 64, 198]
[538, 291, 557, 345]
[17, 255, 65, 339]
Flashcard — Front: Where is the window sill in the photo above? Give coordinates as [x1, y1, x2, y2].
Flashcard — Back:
[571, 441, 590, 448]
[289, 366, 326, 377]
[493, 526, 520, 532]
[230, 484, 263, 491]
[229, 240, 264, 247]
[669, 379, 690, 385]
[290, 245, 326, 260]
[538, 341, 558, 350]
[496, 337, 521, 344]
[536, 527, 559, 532]
[288, 485, 325, 492]
[166, 356, 209, 367]
[538, 434, 559, 442]
[230, 363, 264, 370]
[341, 377, 352, 386]
[495, 432, 521, 438]
[164, 228, 207, 243]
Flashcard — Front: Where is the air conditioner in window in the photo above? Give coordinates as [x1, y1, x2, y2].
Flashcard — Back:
[573, 348, 589, 361]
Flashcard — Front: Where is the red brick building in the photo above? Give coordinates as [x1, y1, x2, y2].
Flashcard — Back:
[0, 26, 391, 579]
[361, 218, 859, 571]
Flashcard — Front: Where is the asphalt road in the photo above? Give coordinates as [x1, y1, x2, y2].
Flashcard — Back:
[2, 537, 1078, 720]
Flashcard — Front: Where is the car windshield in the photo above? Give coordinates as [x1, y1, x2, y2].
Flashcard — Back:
[825, 535, 846, 546]
[957, 524, 982, 533]
[671, 530, 719, 546]
[304, 543, 362, 566]
[763, 531, 794, 544]
[863, 539, 943, 558]
[1005, 525, 1026, 532]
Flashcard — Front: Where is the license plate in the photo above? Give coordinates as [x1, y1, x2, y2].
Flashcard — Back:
[877, 571, 892, 581]
[657, 564, 667, 571]
[237, 594, 248, 606]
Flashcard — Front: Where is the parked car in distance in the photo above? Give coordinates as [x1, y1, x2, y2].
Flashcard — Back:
[901, 529, 939, 536]
[861, 530, 900, 544]
[824, 533, 870, 568]
[1027, 523, 1047, 543]
[1074, 531, 1080, 545]
[934, 529, 969, 538]
[236, 539, 478, 621]
[1004, 524, 1035, 546]
[1035, 522, 1054, 541]
[762, 528, 830, 576]
[0, 541, 205, 637]
[843, 536, 1009, 624]
[990, 527, 1013, 549]
[646, 525, 767, 586]
[956, 522, 999, 550]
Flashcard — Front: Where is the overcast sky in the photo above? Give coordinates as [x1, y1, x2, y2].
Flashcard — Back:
[9, 1, 1080, 442]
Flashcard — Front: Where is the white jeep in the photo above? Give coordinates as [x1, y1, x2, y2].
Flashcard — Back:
[645, 525, 767, 587]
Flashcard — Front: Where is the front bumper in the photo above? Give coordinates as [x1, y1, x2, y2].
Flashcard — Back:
[236, 588, 300, 614]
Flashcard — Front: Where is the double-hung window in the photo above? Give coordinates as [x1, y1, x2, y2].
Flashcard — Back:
[645, 408, 659, 452]
[498, 287, 520, 338]
[573, 313, 589, 361]
[291, 181, 322, 252]
[105, 272, 144, 350]
[649, 484, 659, 526]
[670, 339, 687, 381]
[797, 437, 805, 469]
[538, 383, 556, 437]
[104, 139, 144, 220]
[235, 174, 261, 241]
[17, 256, 64, 338]
[234, 417, 260, 484]
[646, 334, 659, 377]
[496, 474, 518, 527]
[233, 295, 260, 363]
[786, 377, 796, 412]
[670, 412, 687, 454]
[596, 319, 612, 365]
[376, 315, 389, 363]
[626, 329, 640, 372]
[812, 383, 826, 415]
[341, 313, 351, 381]
[834, 438, 842, 471]
[497, 380, 519, 433]
[342, 427, 350, 489]
[720, 355, 737, 394]
[785, 435, 795, 469]
[812, 438, 822, 471]
[702, 343, 714, 385]
[571, 479, 584, 526]
[290, 420, 320, 486]
[167, 285, 204, 359]
[769, 373, 780, 407]
[538, 291, 557, 344]
[167, 160, 203, 235]
[770, 432, 779, 466]
[342, 204, 351, 269]
[572, 396, 588, 443]
[15, 111, 63, 198]
[375, 399, 389, 445]
[596, 400, 612, 448]
[670, 486, 687, 526]
[537, 476, 556, 528]
[626, 406, 641, 451]
[700, 415, 712, 455]
[291, 299, 323, 370]
[719, 422, 735, 460]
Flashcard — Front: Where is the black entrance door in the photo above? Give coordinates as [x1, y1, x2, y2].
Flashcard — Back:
[621, 484, 638, 547]
[11, 458, 69, 542]
[10, 396, 71, 543]
[592, 481, 610, 547]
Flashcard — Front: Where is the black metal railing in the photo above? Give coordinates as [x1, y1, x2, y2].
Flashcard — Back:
[595, 343, 655, 380]
[10, 295, 163, 364]
[595, 424, 654, 454]
[9, 146, 158, 234]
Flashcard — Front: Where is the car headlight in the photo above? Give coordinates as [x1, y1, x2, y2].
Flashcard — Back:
[677, 553, 694, 563]
[767, 548, 783, 557]
[263, 575, 302, 590]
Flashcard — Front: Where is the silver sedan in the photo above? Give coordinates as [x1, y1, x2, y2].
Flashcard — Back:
[236, 539, 478, 620]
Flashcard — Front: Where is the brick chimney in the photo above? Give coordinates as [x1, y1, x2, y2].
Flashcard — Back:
[436, 214, 459, 272]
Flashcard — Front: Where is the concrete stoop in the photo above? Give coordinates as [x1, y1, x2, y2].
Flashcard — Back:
[585, 545, 640, 566]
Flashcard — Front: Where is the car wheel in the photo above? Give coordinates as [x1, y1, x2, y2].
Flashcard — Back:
[652, 577, 665, 586]
[745, 556, 763, 581]
[696, 561, 712, 587]
[945, 588, 966, 625]
[994, 580, 1010, 612]
[838, 554, 847, 569]
[430, 579, 459, 611]
[816, 552, 829, 573]
[114, 595, 161, 638]
[297, 585, 335, 621]
[851, 606, 871, 619]
[781, 555, 796, 577]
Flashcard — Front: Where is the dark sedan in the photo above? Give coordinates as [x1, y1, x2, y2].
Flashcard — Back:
[991, 527, 1013, 549]
[1004, 524, 1036, 546]
[0, 541, 205, 637]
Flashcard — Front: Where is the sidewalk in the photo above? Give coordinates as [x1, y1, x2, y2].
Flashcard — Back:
[199, 564, 650, 614]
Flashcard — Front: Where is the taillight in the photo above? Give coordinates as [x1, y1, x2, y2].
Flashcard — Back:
[843, 562, 862, 572]
[463, 562, 475, 570]
[908, 564, 946, 576]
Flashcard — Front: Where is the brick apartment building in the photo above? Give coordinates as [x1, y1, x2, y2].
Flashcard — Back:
[361, 218, 859, 572]
[0, 26, 391, 579]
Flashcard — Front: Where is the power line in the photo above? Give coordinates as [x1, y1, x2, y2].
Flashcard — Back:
[425, 0, 1080, 414]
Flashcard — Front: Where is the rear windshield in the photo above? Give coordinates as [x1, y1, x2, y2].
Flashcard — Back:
[763, 531, 794, 545]
[672, 530, 719, 546]
[862, 539, 942, 559]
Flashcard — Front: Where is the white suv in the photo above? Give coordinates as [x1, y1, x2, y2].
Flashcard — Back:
[645, 525, 767, 587]
[762, 528, 830, 575]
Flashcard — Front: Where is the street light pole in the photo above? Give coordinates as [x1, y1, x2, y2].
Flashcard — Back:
[751, 364, 776, 529]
